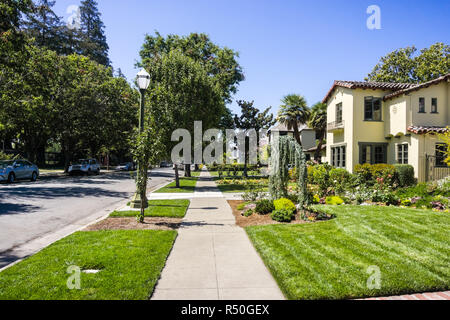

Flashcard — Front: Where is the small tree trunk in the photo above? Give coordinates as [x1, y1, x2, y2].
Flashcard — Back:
[314, 139, 324, 163]
[184, 164, 191, 177]
[293, 122, 302, 146]
[175, 164, 180, 188]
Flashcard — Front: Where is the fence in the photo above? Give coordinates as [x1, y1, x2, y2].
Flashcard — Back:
[424, 155, 450, 182]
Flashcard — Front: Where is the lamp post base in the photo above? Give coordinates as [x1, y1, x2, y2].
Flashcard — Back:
[130, 192, 148, 209]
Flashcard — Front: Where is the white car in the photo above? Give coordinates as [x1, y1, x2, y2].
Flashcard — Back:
[68, 159, 100, 175]
[115, 162, 135, 171]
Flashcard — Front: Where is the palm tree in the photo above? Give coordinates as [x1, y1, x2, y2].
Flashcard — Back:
[277, 94, 310, 146]
[308, 102, 327, 162]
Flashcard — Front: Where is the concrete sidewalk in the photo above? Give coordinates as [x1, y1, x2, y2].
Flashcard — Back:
[151, 171, 284, 300]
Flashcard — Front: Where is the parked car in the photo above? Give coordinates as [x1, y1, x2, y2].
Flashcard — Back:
[160, 161, 172, 168]
[68, 159, 100, 175]
[0, 159, 40, 183]
[115, 162, 135, 171]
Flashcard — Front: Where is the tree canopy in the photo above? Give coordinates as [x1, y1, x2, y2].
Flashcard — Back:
[366, 42, 450, 83]
[139, 31, 244, 103]
[277, 94, 310, 146]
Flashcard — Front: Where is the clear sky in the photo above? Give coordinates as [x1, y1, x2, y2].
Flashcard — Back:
[52, 0, 450, 116]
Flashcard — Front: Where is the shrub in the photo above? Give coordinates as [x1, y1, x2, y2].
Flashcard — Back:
[394, 164, 415, 187]
[308, 164, 333, 196]
[354, 163, 396, 186]
[401, 199, 412, 206]
[243, 209, 254, 217]
[312, 194, 320, 204]
[354, 163, 372, 184]
[273, 198, 296, 214]
[270, 209, 295, 222]
[325, 196, 344, 205]
[372, 188, 399, 206]
[237, 202, 247, 211]
[255, 199, 275, 215]
[329, 168, 351, 195]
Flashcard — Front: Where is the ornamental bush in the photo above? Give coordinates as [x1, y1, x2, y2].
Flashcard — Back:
[255, 199, 275, 215]
[273, 198, 296, 214]
[325, 196, 344, 205]
[270, 209, 295, 222]
[329, 168, 351, 194]
[394, 164, 415, 187]
[308, 164, 333, 196]
[354, 163, 396, 186]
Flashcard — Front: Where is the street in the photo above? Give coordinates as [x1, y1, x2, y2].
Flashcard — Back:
[0, 167, 174, 268]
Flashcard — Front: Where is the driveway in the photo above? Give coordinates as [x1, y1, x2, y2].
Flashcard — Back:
[0, 167, 174, 268]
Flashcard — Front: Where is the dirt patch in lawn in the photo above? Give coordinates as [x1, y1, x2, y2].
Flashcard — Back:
[84, 217, 182, 231]
[228, 200, 307, 228]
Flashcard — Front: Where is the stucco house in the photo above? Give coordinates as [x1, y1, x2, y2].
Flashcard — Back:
[323, 73, 450, 182]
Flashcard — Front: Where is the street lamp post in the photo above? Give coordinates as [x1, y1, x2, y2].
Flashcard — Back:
[130, 68, 151, 209]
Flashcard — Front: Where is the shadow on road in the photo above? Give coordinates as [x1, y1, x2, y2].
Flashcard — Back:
[0, 203, 41, 216]
[0, 250, 28, 269]
[0, 186, 130, 201]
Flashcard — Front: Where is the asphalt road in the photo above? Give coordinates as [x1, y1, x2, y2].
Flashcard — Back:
[0, 167, 174, 267]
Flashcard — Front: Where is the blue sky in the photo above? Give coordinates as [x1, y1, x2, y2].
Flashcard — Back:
[53, 0, 450, 116]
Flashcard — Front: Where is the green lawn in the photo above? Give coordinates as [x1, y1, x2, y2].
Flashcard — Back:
[246, 205, 450, 300]
[155, 177, 198, 193]
[110, 199, 190, 218]
[214, 177, 269, 193]
[0, 230, 176, 300]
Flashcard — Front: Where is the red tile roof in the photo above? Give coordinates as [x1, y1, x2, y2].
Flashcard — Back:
[384, 74, 450, 101]
[407, 126, 449, 135]
[322, 73, 450, 103]
[322, 81, 415, 103]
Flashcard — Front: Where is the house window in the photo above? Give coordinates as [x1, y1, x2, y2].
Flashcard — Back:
[431, 98, 438, 113]
[336, 103, 343, 123]
[436, 143, 447, 167]
[419, 97, 425, 113]
[397, 144, 408, 164]
[364, 97, 382, 121]
[331, 145, 346, 168]
[360, 143, 387, 164]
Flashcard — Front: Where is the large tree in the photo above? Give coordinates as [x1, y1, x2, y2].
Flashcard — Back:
[277, 94, 310, 146]
[366, 43, 450, 83]
[141, 50, 225, 183]
[139, 31, 244, 103]
[234, 100, 275, 176]
[308, 102, 327, 162]
[23, 0, 64, 53]
[78, 0, 109, 66]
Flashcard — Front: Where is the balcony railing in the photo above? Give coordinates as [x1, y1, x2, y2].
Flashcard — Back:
[327, 120, 345, 132]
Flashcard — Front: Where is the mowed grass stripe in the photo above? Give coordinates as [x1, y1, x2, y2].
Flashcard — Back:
[0, 230, 177, 300]
[246, 205, 450, 299]
[363, 215, 450, 259]
[252, 227, 337, 299]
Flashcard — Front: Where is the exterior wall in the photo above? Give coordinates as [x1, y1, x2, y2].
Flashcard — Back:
[300, 130, 317, 150]
[326, 87, 354, 171]
[410, 82, 449, 127]
[351, 88, 391, 171]
[385, 96, 410, 137]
